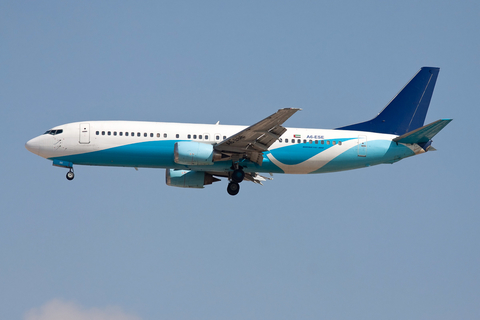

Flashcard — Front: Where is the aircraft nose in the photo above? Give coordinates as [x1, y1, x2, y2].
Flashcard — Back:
[25, 137, 41, 155]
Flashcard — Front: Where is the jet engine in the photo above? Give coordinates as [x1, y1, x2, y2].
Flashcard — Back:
[174, 141, 222, 165]
[166, 169, 220, 188]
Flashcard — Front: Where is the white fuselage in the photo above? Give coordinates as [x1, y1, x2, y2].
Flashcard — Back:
[26, 121, 422, 175]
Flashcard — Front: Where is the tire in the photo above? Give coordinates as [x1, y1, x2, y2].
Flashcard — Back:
[66, 171, 75, 180]
[231, 169, 245, 183]
[227, 182, 240, 196]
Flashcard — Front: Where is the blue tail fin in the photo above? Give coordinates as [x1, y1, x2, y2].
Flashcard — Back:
[336, 67, 440, 135]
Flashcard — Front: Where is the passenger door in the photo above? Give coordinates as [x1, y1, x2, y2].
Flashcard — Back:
[79, 123, 90, 144]
[358, 135, 367, 157]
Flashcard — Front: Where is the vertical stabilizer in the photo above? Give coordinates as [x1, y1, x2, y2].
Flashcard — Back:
[336, 67, 440, 135]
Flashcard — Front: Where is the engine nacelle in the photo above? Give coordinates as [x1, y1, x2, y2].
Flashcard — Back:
[174, 141, 218, 165]
[166, 169, 220, 188]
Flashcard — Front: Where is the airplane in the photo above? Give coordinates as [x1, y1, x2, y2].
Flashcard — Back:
[25, 67, 451, 196]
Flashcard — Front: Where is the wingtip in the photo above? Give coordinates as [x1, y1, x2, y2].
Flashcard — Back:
[279, 107, 302, 111]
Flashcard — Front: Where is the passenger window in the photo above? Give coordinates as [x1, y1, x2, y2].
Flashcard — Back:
[333, 141, 336, 145]
[143, 133, 147, 137]
[279, 138, 282, 142]
[157, 133, 160, 138]
[339, 141, 342, 145]
[114, 132, 117, 136]
[321, 140, 324, 144]
[193, 135, 197, 139]
[315, 140, 318, 144]
[131, 132, 134, 136]
[108, 131, 111, 136]
[176, 134, 179, 138]
[285, 138, 288, 143]
[223, 136, 226, 140]
[119, 132, 123, 136]
[137, 132, 141, 137]
[150, 133, 153, 137]
[205, 135, 208, 140]
[199, 135, 202, 139]
[309, 140, 312, 144]
[216, 135, 220, 140]
[102, 131, 105, 135]
[303, 139, 306, 143]
[96, 131, 99, 135]
[125, 132, 129, 136]
[298, 139, 301, 143]
[164, 133, 167, 138]
[188, 134, 191, 139]
[327, 140, 330, 145]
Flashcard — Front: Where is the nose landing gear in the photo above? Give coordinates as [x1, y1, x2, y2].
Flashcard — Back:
[66, 168, 74, 181]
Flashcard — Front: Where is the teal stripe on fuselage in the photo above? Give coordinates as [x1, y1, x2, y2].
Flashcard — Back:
[312, 140, 415, 173]
[52, 140, 179, 168]
[50, 139, 416, 175]
[50, 140, 285, 173]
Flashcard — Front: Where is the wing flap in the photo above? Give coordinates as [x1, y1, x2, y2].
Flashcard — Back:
[206, 171, 273, 185]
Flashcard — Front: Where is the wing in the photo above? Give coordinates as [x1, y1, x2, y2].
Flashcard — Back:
[214, 108, 301, 164]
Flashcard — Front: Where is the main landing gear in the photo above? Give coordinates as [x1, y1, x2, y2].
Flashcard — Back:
[227, 167, 245, 196]
[227, 181, 240, 196]
[66, 168, 75, 181]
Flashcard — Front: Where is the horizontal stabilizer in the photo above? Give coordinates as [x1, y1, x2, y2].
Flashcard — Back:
[393, 119, 452, 144]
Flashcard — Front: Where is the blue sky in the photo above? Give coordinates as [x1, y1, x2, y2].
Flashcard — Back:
[1, 1, 479, 319]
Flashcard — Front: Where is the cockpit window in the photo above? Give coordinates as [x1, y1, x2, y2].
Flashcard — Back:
[44, 129, 63, 135]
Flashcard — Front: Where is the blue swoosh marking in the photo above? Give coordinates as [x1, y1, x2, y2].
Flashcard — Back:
[269, 138, 355, 165]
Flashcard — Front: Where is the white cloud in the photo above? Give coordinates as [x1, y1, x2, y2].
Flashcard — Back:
[24, 299, 142, 320]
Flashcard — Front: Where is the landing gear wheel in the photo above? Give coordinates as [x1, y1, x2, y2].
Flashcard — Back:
[231, 169, 245, 183]
[66, 170, 74, 181]
[227, 182, 240, 196]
